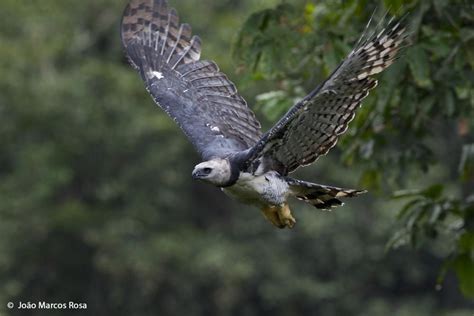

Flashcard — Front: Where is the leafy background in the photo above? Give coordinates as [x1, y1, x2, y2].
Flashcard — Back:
[0, 0, 472, 315]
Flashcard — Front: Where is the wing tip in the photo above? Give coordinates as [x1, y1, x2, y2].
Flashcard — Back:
[121, 0, 202, 71]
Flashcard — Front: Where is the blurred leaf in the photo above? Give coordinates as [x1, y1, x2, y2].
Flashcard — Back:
[407, 45, 433, 89]
[459, 28, 474, 43]
[359, 169, 381, 190]
[458, 232, 474, 255]
[386, 228, 409, 250]
[452, 253, 474, 298]
[256, 90, 292, 121]
[429, 204, 444, 224]
[392, 189, 423, 199]
[444, 89, 456, 116]
[459, 143, 474, 181]
[432, 0, 449, 15]
[455, 83, 471, 100]
[396, 198, 425, 220]
[421, 184, 444, 199]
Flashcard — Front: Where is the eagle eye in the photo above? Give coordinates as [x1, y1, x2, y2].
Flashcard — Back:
[202, 167, 212, 174]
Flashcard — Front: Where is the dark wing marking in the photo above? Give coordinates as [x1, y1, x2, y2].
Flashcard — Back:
[244, 15, 409, 175]
[121, 0, 262, 160]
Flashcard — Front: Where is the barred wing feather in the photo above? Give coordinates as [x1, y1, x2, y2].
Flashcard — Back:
[245, 15, 409, 175]
[121, 0, 262, 160]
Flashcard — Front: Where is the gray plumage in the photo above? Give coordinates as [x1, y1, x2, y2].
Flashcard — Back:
[121, 0, 262, 160]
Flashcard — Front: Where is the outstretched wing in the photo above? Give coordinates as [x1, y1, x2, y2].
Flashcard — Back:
[243, 15, 409, 175]
[121, 0, 262, 160]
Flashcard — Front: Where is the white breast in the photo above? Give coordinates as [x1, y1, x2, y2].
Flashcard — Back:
[222, 171, 289, 207]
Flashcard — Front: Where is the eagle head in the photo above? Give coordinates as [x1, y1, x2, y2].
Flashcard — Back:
[192, 158, 232, 187]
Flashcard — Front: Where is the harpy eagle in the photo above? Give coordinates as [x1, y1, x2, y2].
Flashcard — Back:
[121, 0, 408, 228]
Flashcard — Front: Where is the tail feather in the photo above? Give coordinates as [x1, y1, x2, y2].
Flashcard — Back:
[285, 177, 366, 210]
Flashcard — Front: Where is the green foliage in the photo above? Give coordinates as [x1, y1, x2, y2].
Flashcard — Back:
[234, 0, 474, 300]
[453, 231, 474, 297]
[389, 184, 474, 297]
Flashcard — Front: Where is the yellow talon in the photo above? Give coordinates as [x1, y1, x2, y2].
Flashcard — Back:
[277, 203, 296, 228]
[261, 203, 296, 229]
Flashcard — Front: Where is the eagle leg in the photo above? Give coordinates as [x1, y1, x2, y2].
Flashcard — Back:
[260, 205, 285, 228]
[277, 203, 296, 229]
[260, 203, 296, 229]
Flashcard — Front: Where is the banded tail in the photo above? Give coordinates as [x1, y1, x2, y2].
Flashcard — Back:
[286, 178, 366, 209]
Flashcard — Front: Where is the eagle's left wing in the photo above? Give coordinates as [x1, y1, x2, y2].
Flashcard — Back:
[243, 16, 409, 175]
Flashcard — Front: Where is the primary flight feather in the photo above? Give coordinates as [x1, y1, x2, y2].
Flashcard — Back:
[121, 0, 409, 229]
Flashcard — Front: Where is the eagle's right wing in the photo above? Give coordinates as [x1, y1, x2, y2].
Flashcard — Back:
[243, 15, 409, 175]
[121, 0, 262, 160]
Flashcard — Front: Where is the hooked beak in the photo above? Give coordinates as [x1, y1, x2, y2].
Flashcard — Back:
[192, 169, 205, 180]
